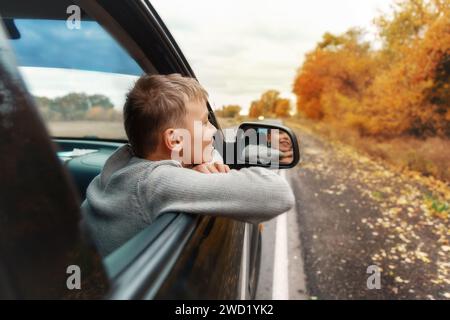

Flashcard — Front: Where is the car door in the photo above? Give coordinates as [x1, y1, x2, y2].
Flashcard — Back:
[0, 0, 259, 299]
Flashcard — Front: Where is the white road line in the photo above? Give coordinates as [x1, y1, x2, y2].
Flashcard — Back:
[240, 223, 248, 300]
[272, 170, 290, 300]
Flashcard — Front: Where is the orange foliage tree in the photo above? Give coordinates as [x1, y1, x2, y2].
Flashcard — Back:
[293, 0, 450, 138]
[249, 90, 292, 118]
[215, 105, 242, 118]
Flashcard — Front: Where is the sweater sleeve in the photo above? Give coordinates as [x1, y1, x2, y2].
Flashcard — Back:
[137, 165, 295, 224]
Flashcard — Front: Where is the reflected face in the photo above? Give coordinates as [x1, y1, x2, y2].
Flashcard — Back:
[274, 131, 292, 152]
[269, 130, 292, 151]
[268, 129, 294, 164]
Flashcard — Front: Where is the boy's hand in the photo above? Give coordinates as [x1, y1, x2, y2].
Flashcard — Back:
[192, 162, 231, 174]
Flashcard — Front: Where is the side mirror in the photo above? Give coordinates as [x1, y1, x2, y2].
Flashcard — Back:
[227, 122, 300, 169]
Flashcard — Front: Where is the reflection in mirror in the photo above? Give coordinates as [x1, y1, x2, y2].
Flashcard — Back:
[270, 129, 294, 164]
[239, 127, 294, 166]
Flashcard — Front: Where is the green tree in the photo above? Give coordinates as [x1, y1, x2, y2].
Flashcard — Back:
[50, 93, 90, 120]
[88, 94, 114, 109]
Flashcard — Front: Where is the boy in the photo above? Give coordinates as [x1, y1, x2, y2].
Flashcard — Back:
[81, 74, 295, 256]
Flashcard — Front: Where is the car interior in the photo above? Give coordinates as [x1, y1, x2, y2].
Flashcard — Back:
[1, 0, 221, 202]
[1, 1, 140, 201]
[55, 140, 123, 200]
[0, 0, 256, 300]
[0, 0, 188, 280]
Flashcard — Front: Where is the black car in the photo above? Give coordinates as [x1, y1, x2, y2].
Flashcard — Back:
[0, 0, 299, 299]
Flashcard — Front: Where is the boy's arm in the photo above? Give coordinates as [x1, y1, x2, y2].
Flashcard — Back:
[138, 166, 295, 224]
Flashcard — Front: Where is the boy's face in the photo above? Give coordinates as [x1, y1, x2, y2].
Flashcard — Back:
[182, 99, 217, 165]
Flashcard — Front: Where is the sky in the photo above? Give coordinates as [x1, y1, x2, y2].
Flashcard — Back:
[152, 0, 394, 114]
[12, 19, 142, 108]
[13, 1, 395, 114]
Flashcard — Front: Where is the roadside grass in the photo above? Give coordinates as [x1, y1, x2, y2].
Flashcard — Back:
[424, 194, 449, 220]
[216, 116, 248, 129]
[286, 117, 450, 184]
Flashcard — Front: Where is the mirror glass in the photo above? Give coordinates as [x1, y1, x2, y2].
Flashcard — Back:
[238, 127, 294, 167]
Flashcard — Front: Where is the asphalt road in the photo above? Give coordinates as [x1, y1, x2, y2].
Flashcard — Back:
[255, 123, 449, 300]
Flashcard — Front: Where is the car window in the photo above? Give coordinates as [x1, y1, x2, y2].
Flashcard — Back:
[7, 18, 143, 140]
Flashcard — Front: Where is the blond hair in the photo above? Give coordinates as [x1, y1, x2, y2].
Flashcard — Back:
[124, 73, 208, 157]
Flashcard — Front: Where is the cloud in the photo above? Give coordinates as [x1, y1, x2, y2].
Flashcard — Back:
[152, 0, 393, 113]
[20, 67, 137, 108]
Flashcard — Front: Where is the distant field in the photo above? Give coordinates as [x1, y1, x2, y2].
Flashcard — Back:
[45, 117, 245, 140]
[46, 121, 126, 139]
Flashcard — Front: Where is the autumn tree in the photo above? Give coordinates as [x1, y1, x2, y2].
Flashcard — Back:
[293, 0, 450, 138]
[215, 105, 242, 118]
[249, 90, 292, 118]
[249, 100, 263, 118]
[275, 98, 292, 117]
[366, 0, 450, 136]
[293, 29, 375, 124]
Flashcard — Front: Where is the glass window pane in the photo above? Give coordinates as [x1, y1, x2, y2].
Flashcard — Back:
[8, 18, 143, 140]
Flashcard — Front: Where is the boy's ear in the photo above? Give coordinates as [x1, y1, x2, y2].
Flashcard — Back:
[163, 128, 183, 152]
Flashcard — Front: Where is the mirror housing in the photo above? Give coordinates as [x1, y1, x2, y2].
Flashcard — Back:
[221, 122, 300, 169]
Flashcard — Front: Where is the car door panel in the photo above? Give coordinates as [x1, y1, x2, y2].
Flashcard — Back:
[0, 23, 109, 299]
[155, 216, 246, 299]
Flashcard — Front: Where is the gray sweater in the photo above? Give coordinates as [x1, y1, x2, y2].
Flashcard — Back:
[81, 144, 295, 256]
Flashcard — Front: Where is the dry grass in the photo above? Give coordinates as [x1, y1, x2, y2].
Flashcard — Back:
[362, 137, 450, 183]
[216, 116, 248, 129]
[46, 120, 126, 139]
[286, 117, 450, 184]
[46, 117, 248, 144]
[47, 118, 244, 140]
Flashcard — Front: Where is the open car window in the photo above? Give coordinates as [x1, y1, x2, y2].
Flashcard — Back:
[6, 17, 143, 140]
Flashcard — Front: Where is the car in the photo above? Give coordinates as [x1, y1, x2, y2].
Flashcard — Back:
[0, 0, 299, 299]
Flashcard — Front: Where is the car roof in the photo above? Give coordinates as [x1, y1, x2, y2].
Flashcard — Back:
[0, 0, 93, 20]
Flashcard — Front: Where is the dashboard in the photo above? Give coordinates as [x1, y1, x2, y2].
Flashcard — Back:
[54, 139, 124, 200]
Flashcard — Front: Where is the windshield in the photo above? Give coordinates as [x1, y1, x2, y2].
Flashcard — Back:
[8, 18, 143, 140]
